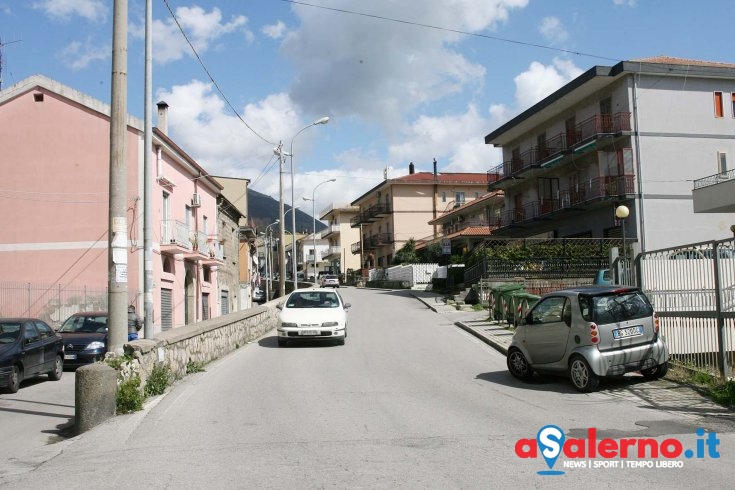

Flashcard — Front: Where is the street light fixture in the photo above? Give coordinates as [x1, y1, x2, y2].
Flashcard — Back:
[615, 205, 630, 260]
[304, 178, 336, 283]
[290, 116, 329, 290]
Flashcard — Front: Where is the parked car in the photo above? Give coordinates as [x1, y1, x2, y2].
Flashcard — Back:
[276, 288, 350, 347]
[319, 274, 340, 288]
[252, 287, 266, 304]
[57, 312, 108, 368]
[506, 286, 668, 392]
[0, 318, 64, 393]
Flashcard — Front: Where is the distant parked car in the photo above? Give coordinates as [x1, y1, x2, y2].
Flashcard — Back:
[276, 288, 350, 347]
[57, 312, 108, 368]
[0, 318, 64, 393]
[319, 274, 340, 288]
[252, 287, 266, 304]
[507, 286, 668, 392]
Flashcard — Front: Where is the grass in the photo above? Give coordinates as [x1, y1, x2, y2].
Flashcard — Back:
[665, 363, 735, 407]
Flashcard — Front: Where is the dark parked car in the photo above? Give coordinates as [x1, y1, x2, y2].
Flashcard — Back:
[57, 312, 108, 368]
[252, 287, 266, 304]
[0, 318, 64, 393]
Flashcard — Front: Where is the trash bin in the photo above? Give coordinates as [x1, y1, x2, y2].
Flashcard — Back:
[507, 291, 541, 326]
[490, 283, 525, 322]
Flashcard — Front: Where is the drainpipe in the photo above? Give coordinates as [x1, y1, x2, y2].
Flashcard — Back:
[632, 75, 647, 253]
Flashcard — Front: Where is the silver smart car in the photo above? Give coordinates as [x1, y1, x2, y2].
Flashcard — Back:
[507, 286, 669, 392]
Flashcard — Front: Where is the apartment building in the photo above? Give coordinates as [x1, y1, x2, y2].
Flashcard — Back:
[484, 56, 735, 252]
[0, 75, 236, 330]
[319, 204, 361, 275]
[350, 161, 489, 268]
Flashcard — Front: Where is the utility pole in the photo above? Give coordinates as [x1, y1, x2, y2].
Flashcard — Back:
[143, 0, 154, 338]
[108, 0, 129, 352]
[277, 142, 286, 298]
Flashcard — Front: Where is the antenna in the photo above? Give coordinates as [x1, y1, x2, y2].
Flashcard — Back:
[0, 37, 22, 91]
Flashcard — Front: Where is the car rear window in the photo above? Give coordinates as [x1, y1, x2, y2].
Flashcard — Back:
[580, 291, 653, 324]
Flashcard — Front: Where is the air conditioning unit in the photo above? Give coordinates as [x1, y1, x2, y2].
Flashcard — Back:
[191, 193, 201, 207]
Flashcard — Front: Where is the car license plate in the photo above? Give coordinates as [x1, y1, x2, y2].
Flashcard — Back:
[613, 325, 644, 339]
[300, 330, 319, 336]
[64, 354, 77, 360]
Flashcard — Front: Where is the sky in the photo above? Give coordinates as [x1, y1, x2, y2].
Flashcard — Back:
[2, 0, 735, 219]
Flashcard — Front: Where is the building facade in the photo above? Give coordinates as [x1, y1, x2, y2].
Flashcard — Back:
[350, 162, 489, 268]
[484, 57, 735, 252]
[319, 204, 361, 276]
[0, 75, 234, 331]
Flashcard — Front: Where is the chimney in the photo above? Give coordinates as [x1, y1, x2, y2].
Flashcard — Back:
[409, 162, 415, 175]
[433, 158, 437, 176]
[156, 101, 169, 134]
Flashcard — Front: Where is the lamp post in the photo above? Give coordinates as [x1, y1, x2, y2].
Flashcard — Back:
[290, 116, 329, 290]
[615, 205, 629, 260]
[265, 220, 279, 301]
[304, 178, 336, 282]
[284, 205, 300, 282]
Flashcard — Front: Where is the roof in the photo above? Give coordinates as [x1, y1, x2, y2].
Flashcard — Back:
[444, 226, 493, 239]
[484, 56, 735, 146]
[429, 191, 503, 225]
[351, 171, 489, 205]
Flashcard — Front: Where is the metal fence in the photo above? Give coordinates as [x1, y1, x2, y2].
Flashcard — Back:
[617, 239, 735, 378]
[0, 281, 108, 327]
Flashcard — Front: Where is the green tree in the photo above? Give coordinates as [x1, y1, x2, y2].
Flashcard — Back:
[393, 238, 420, 264]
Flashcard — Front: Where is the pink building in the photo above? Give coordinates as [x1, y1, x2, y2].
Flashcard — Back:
[0, 75, 230, 332]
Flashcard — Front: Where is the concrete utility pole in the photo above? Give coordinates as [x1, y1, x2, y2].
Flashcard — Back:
[143, 0, 154, 338]
[108, 0, 129, 352]
[277, 142, 286, 298]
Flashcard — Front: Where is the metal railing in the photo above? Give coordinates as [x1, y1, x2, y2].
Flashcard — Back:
[693, 168, 735, 189]
[0, 281, 108, 327]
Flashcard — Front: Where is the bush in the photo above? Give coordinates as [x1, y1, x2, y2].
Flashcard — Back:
[186, 360, 206, 374]
[144, 363, 172, 397]
[117, 376, 144, 414]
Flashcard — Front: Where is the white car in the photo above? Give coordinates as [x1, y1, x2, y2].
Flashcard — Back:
[276, 288, 350, 347]
[319, 274, 340, 288]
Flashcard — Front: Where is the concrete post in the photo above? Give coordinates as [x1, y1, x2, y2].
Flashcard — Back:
[75, 364, 118, 435]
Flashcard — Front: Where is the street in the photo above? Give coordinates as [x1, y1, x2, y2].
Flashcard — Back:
[1, 287, 734, 488]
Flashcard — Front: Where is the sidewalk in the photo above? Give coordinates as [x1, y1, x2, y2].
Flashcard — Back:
[410, 290, 513, 356]
[410, 289, 734, 420]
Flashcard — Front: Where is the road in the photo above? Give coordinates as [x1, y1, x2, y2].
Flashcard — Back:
[1, 287, 734, 488]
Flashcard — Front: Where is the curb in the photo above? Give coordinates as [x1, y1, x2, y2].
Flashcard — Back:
[453, 321, 509, 356]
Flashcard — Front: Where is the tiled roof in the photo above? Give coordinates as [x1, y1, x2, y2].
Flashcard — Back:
[632, 56, 735, 68]
[444, 226, 493, 239]
[393, 171, 488, 184]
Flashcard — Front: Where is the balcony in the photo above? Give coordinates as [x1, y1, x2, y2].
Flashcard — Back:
[488, 112, 631, 191]
[489, 175, 635, 234]
[693, 169, 735, 213]
[160, 220, 223, 263]
[323, 246, 342, 259]
[350, 203, 393, 227]
[321, 224, 341, 239]
[364, 233, 394, 250]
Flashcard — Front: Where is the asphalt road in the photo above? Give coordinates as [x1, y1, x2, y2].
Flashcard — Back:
[1, 287, 734, 488]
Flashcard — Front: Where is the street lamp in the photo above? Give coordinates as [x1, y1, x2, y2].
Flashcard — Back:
[615, 205, 629, 260]
[284, 205, 300, 281]
[290, 116, 329, 290]
[304, 178, 336, 282]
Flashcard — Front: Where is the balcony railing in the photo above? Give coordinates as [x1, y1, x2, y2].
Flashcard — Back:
[693, 169, 735, 189]
[350, 202, 393, 227]
[321, 224, 341, 238]
[364, 233, 394, 249]
[489, 175, 635, 230]
[160, 220, 223, 261]
[487, 112, 631, 189]
[323, 246, 341, 258]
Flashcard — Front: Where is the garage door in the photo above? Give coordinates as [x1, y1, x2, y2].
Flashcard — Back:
[161, 288, 172, 331]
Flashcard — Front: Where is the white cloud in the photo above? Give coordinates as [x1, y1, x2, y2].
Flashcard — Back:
[141, 6, 247, 64]
[613, 0, 637, 6]
[33, 0, 107, 22]
[262, 21, 287, 39]
[513, 58, 584, 109]
[58, 39, 110, 70]
[538, 17, 569, 45]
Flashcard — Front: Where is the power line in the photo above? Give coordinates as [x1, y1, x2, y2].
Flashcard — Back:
[160, 0, 277, 146]
[281, 0, 621, 63]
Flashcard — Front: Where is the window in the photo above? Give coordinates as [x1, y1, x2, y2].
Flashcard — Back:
[442, 191, 447, 202]
[475, 192, 480, 199]
[718, 152, 727, 174]
[714, 91, 724, 118]
[731, 93, 735, 117]
[455, 192, 465, 204]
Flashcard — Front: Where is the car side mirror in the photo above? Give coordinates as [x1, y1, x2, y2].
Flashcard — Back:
[524, 312, 533, 325]
[344, 303, 351, 309]
[276, 304, 283, 310]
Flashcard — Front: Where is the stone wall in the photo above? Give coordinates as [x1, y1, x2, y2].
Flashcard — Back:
[123, 301, 281, 387]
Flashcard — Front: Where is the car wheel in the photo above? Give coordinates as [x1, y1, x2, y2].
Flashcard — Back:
[507, 348, 533, 380]
[569, 356, 599, 392]
[7, 365, 21, 394]
[641, 362, 668, 380]
[277, 337, 287, 347]
[48, 355, 63, 381]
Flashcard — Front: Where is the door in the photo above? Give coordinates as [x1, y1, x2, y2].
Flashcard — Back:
[523, 296, 571, 365]
[35, 321, 58, 372]
[21, 321, 43, 376]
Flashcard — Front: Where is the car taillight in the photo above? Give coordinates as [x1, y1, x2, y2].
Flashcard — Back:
[654, 312, 659, 335]
[590, 323, 599, 344]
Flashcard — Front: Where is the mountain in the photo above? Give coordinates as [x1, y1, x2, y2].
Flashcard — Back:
[248, 188, 326, 235]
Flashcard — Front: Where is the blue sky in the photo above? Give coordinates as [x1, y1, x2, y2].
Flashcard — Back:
[2, 0, 734, 216]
